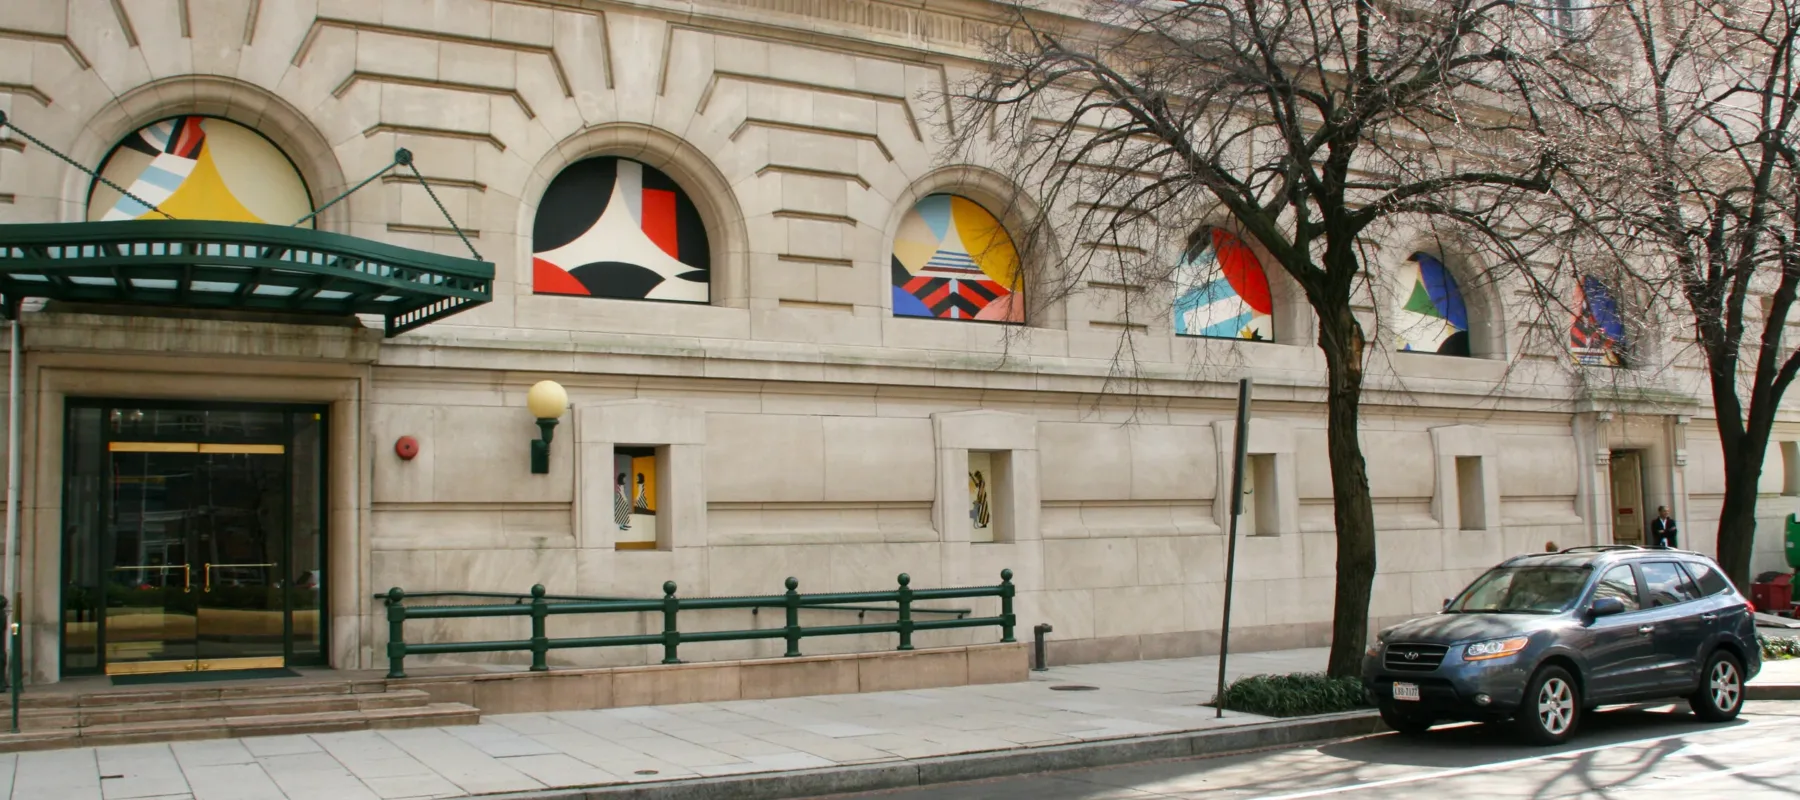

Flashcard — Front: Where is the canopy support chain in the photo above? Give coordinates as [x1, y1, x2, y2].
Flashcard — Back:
[0, 110, 173, 220]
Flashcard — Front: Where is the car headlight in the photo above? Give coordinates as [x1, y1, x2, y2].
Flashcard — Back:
[1463, 637, 1530, 661]
[1365, 641, 1384, 658]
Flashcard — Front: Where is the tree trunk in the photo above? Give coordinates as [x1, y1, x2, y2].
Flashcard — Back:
[1317, 304, 1378, 679]
[1714, 442, 1768, 592]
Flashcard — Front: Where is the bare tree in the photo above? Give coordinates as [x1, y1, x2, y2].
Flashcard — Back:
[1547, 0, 1800, 590]
[949, 0, 1562, 677]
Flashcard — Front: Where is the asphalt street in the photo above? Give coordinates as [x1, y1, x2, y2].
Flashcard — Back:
[828, 701, 1800, 800]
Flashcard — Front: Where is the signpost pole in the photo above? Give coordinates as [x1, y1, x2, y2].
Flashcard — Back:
[1215, 378, 1253, 718]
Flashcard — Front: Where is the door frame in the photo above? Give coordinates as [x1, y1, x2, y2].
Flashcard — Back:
[58, 398, 332, 678]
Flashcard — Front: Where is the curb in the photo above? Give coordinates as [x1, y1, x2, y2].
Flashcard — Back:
[1748, 682, 1800, 701]
[478, 712, 1386, 800]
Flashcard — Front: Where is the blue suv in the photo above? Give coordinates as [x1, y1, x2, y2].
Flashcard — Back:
[1363, 546, 1760, 745]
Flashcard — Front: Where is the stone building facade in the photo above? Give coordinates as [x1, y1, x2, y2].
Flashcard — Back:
[0, 0, 1795, 683]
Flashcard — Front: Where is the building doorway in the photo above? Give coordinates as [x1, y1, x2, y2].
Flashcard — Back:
[1610, 450, 1646, 546]
[60, 402, 328, 676]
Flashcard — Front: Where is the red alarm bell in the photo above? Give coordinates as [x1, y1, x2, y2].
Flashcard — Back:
[395, 435, 420, 460]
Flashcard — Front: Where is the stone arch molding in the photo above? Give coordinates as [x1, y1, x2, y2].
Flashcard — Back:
[1385, 233, 1509, 360]
[61, 76, 350, 229]
[886, 165, 1065, 329]
[519, 124, 750, 308]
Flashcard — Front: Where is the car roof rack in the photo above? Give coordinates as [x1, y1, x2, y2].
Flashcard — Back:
[1557, 545, 1645, 554]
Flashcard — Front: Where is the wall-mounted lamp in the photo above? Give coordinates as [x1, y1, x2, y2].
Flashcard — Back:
[526, 380, 568, 474]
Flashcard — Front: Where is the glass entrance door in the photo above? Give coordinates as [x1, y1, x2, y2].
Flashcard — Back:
[61, 403, 328, 677]
[105, 444, 287, 674]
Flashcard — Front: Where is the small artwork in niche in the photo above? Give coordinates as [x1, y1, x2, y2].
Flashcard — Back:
[614, 447, 657, 549]
[969, 451, 996, 542]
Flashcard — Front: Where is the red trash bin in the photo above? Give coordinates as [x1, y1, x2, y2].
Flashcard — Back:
[1752, 574, 1793, 614]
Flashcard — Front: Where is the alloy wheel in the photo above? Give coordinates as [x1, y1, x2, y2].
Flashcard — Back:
[1709, 659, 1741, 713]
[1537, 677, 1574, 736]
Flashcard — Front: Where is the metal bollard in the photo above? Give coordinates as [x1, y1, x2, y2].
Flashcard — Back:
[1033, 623, 1053, 671]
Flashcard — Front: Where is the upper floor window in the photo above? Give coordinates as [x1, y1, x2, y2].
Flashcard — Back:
[1571, 276, 1629, 367]
[891, 194, 1023, 323]
[1395, 252, 1471, 357]
[532, 157, 712, 303]
[90, 116, 312, 226]
[1173, 229, 1275, 341]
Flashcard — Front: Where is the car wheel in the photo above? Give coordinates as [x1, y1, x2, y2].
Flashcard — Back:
[1688, 650, 1745, 722]
[1378, 700, 1434, 737]
[1515, 665, 1580, 746]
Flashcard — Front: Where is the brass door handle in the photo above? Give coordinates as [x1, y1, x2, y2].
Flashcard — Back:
[203, 562, 210, 593]
[182, 564, 191, 593]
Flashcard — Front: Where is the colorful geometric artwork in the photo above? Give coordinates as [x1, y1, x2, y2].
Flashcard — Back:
[1395, 253, 1471, 356]
[968, 451, 996, 543]
[891, 194, 1023, 322]
[89, 117, 313, 226]
[1172, 229, 1275, 341]
[532, 157, 711, 303]
[1571, 276, 1628, 367]
[614, 446, 657, 548]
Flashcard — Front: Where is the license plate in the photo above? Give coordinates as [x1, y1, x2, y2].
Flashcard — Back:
[1392, 682, 1421, 702]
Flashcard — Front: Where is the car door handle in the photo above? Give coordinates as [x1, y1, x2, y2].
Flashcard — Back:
[1701, 613, 1718, 621]
[1638, 625, 1654, 635]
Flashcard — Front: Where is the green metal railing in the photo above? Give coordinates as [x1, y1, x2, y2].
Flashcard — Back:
[379, 571, 1016, 679]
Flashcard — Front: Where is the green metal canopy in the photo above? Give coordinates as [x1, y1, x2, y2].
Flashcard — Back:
[0, 219, 493, 336]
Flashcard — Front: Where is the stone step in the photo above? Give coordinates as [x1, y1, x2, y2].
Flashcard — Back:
[19, 688, 436, 730]
[0, 702, 480, 753]
[19, 678, 386, 709]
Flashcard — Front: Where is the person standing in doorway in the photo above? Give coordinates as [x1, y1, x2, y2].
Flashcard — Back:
[1649, 506, 1679, 549]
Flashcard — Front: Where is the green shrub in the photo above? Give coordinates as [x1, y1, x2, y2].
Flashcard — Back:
[1214, 673, 1371, 717]
[1763, 635, 1800, 660]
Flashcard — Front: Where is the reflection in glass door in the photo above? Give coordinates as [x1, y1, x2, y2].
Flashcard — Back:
[61, 404, 328, 677]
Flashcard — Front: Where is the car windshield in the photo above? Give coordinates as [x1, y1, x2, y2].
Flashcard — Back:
[1447, 566, 1591, 614]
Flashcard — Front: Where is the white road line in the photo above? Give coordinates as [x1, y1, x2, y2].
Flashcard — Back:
[1645, 753, 1800, 790]
[1246, 721, 1769, 800]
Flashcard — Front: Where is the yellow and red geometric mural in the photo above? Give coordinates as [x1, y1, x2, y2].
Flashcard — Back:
[89, 117, 313, 226]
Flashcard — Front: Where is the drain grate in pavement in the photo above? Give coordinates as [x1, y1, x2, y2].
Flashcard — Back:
[1049, 684, 1099, 691]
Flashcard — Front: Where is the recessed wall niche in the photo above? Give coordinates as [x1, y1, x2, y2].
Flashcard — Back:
[614, 446, 661, 550]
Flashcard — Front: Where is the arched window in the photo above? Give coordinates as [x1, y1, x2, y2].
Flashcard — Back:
[90, 116, 313, 226]
[1571, 276, 1629, 367]
[1172, 229, 1275, 341]
[532, 157, 712, 303]
[891, 194, 1023, 323]
[1395, 252, 1471, 356]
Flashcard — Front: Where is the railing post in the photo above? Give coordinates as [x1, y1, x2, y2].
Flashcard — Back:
[783, 577, 802, 658]
[384, 587, 408, 679]
[896, 573, 914, 651]
[999, 569, 1016, 643]
[661, 581, 681, 665]
[529, 584, 549, 672]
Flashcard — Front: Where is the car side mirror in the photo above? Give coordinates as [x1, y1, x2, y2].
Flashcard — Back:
[1590, 597, 1626, 618]
[1441, 598, 1451, 611]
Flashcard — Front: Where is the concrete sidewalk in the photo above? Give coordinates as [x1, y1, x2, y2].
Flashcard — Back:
[0, 649, 1323, 800]
[5, 647, 1794, 800]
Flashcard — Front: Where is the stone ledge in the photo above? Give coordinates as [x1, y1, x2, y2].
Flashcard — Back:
[390, 642, 1028, 715]
[22, 310, 382, 363]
